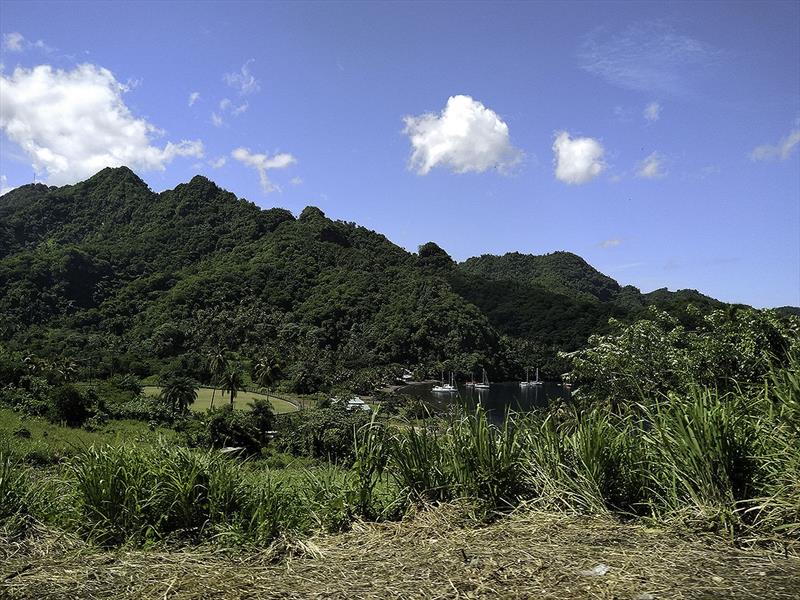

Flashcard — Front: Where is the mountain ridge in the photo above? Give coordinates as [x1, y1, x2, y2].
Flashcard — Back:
[0, 167, 788, 389]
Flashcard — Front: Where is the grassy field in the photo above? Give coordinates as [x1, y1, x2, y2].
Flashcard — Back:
[0, 407, 178, 464]
[143, 386, 299, 414]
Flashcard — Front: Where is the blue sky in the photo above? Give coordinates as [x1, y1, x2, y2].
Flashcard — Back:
[1, 0, 798, 308]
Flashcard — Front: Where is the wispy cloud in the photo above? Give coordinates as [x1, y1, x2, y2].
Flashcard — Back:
[636, 152, 666, 179]
[2, 32, 53, 53]
[0, 174, 16, 195]
[750, 128, 800, 161]
[231, 147, 296, 194]
[607, 262, 644, 271]
[188, 91, 200, 107]
[2, 32, 24, 52]
[644, 101, 661, 122]
[578, 22, 722, 96]
[552, 131, 605, 185]
[208, 156, 226, 169]
[224, 59, 260, 95]
[599, 238, 621, 248]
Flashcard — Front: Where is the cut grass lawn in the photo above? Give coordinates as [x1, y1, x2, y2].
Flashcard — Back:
[2, 506, 798, 599]
[143, 386, 299, 414]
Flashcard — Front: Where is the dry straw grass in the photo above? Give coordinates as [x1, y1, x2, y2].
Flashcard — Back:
[3, 504, 799, 600]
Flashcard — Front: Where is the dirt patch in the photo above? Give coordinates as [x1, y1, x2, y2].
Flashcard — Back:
[2, 509, 798, 599]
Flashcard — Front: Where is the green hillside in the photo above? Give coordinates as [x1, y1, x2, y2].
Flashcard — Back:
[0, 167, 776, 389]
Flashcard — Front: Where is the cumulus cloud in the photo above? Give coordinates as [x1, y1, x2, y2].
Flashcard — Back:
[0, 64, 204, 185]
[231, 147, 296, 194]
[637, 152, 665, 178]
[750, 128, 800, 161]
[2, 32, 24, 52]
[403, 95, 522, 175]
[188, 91, 200, 106]
[224, 59, 260, 95]
[552, 131, 605, 184]
[644, 101, 661, 122]
[208, 156, 226, 169]
[599, 238, 621, 248]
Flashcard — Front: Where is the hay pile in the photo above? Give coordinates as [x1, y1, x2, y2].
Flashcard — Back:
[2, 508, 799, 599]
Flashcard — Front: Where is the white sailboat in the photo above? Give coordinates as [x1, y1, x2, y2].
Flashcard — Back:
[432, 371, 457, 393]
[520, 367, 544, 387]
[473, 368, 490, 389]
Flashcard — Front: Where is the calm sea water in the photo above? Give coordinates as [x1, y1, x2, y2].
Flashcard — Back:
[401, 381, 571, 421]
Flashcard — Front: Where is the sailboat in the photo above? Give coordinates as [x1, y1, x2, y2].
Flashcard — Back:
[465, 372, 475, 388]
[521, 367, 543, 387]
[432, 371, 457, 393]
[520, 367, 533, 387]
[473, 368, 490, 389]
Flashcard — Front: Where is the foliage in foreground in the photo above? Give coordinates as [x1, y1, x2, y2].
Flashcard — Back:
[2, 352, 798, 550]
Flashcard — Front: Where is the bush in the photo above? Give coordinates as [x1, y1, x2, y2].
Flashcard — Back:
[49, 384, 93, 426]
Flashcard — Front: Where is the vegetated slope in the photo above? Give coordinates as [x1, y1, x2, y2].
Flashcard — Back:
[0, 167, 502, 388]
[460, 251, 623, 303]
[452, 250, 729, 354]
[0, 167, 741, 387]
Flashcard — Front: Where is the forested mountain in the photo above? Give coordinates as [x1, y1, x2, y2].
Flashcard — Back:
[0, 167, 776, 390]
[0, 167, 503, 389]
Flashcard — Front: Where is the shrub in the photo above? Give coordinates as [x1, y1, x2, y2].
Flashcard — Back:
[49, 384, 93, 426]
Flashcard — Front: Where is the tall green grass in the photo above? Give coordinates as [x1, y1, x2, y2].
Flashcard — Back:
[5, 353, 798, 549]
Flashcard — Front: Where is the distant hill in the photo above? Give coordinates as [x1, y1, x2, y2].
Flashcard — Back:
[460, 251, 622, 303]
[0, 167, 748, 388]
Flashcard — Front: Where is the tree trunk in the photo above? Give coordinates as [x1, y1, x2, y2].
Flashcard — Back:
[210, 387, 216, 409]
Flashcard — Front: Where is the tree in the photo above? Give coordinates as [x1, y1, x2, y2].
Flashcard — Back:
[160, 375, 198, 417]
[253, 354, 281, 399]
[207, 347, 228, 410]
[220, 363, 244, 407]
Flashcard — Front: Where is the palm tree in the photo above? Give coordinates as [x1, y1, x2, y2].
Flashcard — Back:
[160, 376, 198, 417]
[208, 347, 228, 410]
[220, 364, 244, 407]
[253, 354, 281, 399]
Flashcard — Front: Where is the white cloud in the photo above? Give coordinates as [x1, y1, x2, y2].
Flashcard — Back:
[2, 32, 52, 54]
[3, 32, 24, 52]
[211, 112, 224, 127]
[0, 174, 16, 195]
[217, 97, 247, 117]
[231, 101, 248, 116]
[403, 95, 521, 175]
[644, 101, 661, 122]
[290, 176, 303, 186]
[636, 152, 665, 178]
[599, 238, 621, 248]
[231, 147, 296, 194]
[579, 22, 722, 96]
[750, 128, 800, 161]
[0, 64, 204, 185]
[552, 131, 605, 184]
[188, 91, 200, 106]
[224, 59, 260, 95]
[208, 156, 226, 169]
